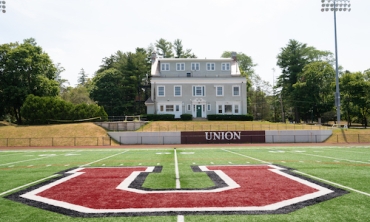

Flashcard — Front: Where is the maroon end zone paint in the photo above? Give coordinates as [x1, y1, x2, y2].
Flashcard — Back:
[181, 131, 265, 144]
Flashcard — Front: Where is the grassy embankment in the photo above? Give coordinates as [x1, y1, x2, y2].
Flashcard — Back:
[0, 122, 115, 146]
[1, 121, 370, 145]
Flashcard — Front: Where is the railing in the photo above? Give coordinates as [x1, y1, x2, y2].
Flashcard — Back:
[140, 124, 331, 132]
[325, 134, 370, 143]
[0, 137, 111, 147]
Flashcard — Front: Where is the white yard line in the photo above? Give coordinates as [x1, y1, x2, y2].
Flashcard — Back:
[293, 152, 370, 164]
[0, 174, 58, 197]
[222, 149, 271, 164]
[177, 215, 184, 222]
[294, 170, 370, 197]
[174, 148, 181, 189]
[79, 150, 129, 167]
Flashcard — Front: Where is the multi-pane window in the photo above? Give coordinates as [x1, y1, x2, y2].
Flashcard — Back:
[235, 104, 239, 114]
[157, 86, 165, 97]
[187, 104, 191, 111]
[175, 105, 180, 112]
[207, 104, 211, 111]
[174, 85, 182, 96]
[216, 86, 223, 96]
[225, 105, 232, 114]
[218, 105, 223, 114]
[192, 85, 205, 96]
[161, 63, 170, 71]
[233, 86, 240, 96]
[221, 63, 230, 71]
[176, 63, 185, 71]
[160, 105, 164, 112]
[191, 63, 200, 71]
[166, 105, 174, 112]
[206, 63, 215, 71]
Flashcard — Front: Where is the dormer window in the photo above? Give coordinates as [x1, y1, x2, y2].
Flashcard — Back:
[191, 63, 200, 71]
[221, 63, 230, 71]
[206, 63, 215, 71]
[161, 63, 170, 71]
[176, 63, 185, 71]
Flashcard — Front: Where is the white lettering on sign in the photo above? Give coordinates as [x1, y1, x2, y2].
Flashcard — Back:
[205, 132, 241, 141]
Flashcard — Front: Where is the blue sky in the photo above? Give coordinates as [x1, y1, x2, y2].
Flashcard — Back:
[1, 0, 368, 86]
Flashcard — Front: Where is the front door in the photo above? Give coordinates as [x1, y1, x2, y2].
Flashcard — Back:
[196, 105, 202, 117]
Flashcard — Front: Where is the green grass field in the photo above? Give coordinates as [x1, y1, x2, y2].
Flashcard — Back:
[1, 145, 370, 222]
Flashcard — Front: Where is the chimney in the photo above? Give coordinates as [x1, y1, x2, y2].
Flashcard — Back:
[151, 52, 157, 63]
[231, 52, 237, 61]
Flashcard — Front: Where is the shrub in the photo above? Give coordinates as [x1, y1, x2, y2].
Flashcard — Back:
[21, 95, 108, 124]
[180, 114, 193, 121]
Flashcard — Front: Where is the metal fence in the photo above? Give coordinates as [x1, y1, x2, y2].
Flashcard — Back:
[139, 124, 332, 132]
[0, 137, 111, 147]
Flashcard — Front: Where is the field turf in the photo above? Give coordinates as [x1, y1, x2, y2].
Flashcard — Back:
[0, 145, 369, 222]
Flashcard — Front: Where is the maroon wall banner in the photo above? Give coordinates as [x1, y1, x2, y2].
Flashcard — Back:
[181, 131, 265, 144]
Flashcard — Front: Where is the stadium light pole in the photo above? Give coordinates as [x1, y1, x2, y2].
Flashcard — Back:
[321, 0, 351, 126]
[0, 1, 5, 13]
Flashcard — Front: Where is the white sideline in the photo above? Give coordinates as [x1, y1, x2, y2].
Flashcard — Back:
[0, 156, 53, 166]
[294, 170, 370, 197]
[293, 152, 370, 164]
[222, 149, 272, 164]
[79, 150, 129, 167]
[0, 174, 58, 197]
[223, 148, 370, 198]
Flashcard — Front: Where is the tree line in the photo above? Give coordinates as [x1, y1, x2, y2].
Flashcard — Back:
[1, 38, 369, 127]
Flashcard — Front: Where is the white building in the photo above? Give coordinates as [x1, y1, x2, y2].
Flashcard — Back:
[145, 52, 247, 118]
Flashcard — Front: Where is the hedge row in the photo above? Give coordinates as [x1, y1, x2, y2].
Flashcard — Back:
[144, 114, 252, 121]
[145, 114, 175, 121]
[207, 114, 254, 121]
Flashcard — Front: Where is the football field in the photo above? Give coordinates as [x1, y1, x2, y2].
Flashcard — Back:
[1, 145, 369, 222]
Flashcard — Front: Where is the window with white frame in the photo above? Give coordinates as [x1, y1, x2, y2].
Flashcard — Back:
[234, 104, 239, 114]
[206, 63, 215, 71]
[207, 104, 211, 111]
[216, 86, 223, 96]
[166, 105, 174, 112]
[192, 85, 205, 96]
[187, 104, 191, 111]
[160, 105, 164, 112]
[233, 85, 240, 96]
[225, 105, 232, 114]
[218, 105, 223, 114]
[176, 63, 185, 71]
[191, 63, 200, 71]
[174, 85, 182, 96]
[221, 63, 230, 71]
[157, 86, 165, 97]
[161, 63, 170, 71]
[175, 105, 180, 112]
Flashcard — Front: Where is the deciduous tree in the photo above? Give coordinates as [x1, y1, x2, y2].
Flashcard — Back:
[0, 38, 59, 124]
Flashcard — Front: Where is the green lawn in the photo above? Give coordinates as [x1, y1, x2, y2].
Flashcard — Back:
[0, 145, 369, 221]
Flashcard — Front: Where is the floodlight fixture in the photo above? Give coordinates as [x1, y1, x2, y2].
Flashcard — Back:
[321, 0, 351, 126]
[0, 1, 5, 13]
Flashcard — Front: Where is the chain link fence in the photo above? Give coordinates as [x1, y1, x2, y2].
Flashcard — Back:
[0, 137, 111, 147]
